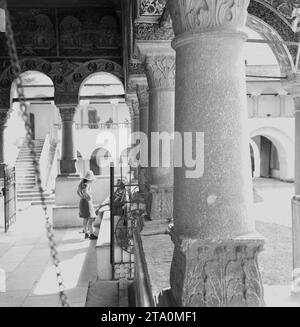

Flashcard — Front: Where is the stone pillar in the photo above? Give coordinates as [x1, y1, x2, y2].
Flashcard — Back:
[282, 73, 300, 296]
[58, 105, 77, 175]
[137, 42, 175, 221]
[251, 94, 260, 118]
[136, 83, 149, 139]
[0, 109, 8, 177]
[167, 0, 264, 307]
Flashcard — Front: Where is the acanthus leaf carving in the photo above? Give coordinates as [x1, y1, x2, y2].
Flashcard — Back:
[145, 55, 175, 89]
[167, 0, 250, 36]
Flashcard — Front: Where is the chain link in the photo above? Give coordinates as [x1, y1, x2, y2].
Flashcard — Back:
[1, 0, 69, 307]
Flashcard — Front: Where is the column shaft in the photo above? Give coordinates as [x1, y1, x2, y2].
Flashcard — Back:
[167, 0, 264, 307]
[59, 106, 77, 175]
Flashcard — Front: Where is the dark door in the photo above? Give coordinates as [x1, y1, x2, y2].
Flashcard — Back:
[3, 166, 16, 232]
[260, 136, 272, 178]
[30, 113, 35, 140]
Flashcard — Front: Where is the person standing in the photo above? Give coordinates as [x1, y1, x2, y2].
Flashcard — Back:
[77, 170, 98, 240]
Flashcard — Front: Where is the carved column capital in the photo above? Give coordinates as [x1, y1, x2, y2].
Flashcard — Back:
[58, 106, 76, 122]
[144, 54, 176, 90]
[167, 0, 250, 36]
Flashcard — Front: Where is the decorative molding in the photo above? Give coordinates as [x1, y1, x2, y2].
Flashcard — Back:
[262, 0, 300, 22]
[128, 60, 145, 75]
[169, 231, 265, 307]
[145, 55, 175, 90]
[140, 0, 166, 16]
[167, 0, 250, 36]
[0, 58, 124, 107]
[135, 22, 174, 40]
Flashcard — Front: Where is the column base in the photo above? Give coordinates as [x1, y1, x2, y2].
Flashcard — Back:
[150, 185, 173, 221]
[291, 197, 300, 295]
[169, 229, 265, 307]
[60, 159, 77, 175]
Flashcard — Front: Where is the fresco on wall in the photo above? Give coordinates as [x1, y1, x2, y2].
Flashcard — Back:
[0, 7, 122, 58]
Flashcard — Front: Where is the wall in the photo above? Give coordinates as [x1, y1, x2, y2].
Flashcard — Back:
[29, 103, 55, 139]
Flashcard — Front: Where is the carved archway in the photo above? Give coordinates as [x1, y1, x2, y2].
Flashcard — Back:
[73, 59, 124, 99]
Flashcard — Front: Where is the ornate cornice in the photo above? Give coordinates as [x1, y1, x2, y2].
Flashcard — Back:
[58, 106, 76, 122]
[167, 0, 250, 36]
[145, 54, 175, 90]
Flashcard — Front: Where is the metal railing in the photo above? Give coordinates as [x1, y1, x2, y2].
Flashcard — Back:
[54, 122, 131, 130]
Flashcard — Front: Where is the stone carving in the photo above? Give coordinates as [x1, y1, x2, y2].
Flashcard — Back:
[140, 0, 166, 16]
[128, 61, 145, 75]
[145, 55, 175, 89]
[135, 22, 174, 40]
[263, 0, 300, 21]
[167, 0, 250, 35]
[0, 58, 124, 107]
[136, 84, 149, 108]
[59, 107, 76, 122]
[170, 231, 265, 307]
[150, 185, 173, 221]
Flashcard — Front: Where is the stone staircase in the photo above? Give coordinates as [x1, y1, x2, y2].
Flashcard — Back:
[15, 139, 55, 206]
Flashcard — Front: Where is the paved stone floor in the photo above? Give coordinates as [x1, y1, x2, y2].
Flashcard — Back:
[0, 205, 98, 307]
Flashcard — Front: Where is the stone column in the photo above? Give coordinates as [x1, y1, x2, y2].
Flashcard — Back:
[0, 109, 8, 178]
[137, 42, 175, 221]
[167, 0, 264, 307]
[136, 83, 149, 139]
[58, 105, 77, 175]
[282, 73, 300, 296]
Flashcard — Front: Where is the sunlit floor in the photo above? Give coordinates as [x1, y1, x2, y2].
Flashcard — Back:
[0, 205, 97, 307]
[0, 178, 299, 306]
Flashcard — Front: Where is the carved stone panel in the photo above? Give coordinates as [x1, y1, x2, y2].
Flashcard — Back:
[170, 231, 265, 307]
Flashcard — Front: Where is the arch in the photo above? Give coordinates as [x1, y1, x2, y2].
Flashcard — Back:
[73, 59, 124, 99]
[250, 126, 294, 181]
[250, 139, 261, 178]
[0, 58, 55, 108]
[89, 147, 112, 176]
[246, 14, 294, 74]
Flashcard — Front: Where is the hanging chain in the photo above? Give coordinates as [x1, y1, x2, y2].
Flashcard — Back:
[1, 0, 69, 307]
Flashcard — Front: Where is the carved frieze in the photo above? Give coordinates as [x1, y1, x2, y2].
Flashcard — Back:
[0, 58, 124, 106]
[169, 230, 265, 307]
[128, 61, 145, 75]
[167, 0, 250, 36]
[140, 0, 166, 16]
[135, 22, 174, 40]
[145, 55, 175, 89]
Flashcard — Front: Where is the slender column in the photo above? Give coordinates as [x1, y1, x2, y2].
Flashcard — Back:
[137, 43, 175, 221]
[0, 109, 8, 177]
[136, 84, 149, 140]
[167, 0, 264, 307]
[282, 73, 300, 295]
[251, 94, 260, 118]
[58, 105, 77, 175]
